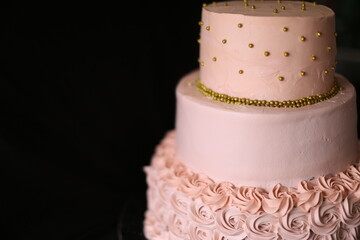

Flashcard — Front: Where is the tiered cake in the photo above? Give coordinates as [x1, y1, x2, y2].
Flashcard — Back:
[144, 1, 360, 240]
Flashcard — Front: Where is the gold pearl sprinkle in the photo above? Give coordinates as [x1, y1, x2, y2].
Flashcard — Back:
[331, 66, 336, 70]
[239, 70, 244, 74]
[300, 36, 306, 41]
[244, 2, 249, 7]
[273, 8, 279, 13]
[222, 39, 227, 44]
[224, 2, 228, 6]
[278, 76, 284, 81]
[283, 27, 289, 32]
[251, 5, 256, 9]
[311, 55, 317, 61]
[313, 2, 317, 5]
[200, 61, 205, 66]
[206, 26, 211, 31]
[277, 0, 281, 3]
[327, 46, 332, 51]
[300, 71, 306, 76]
[198, 21, 204, 26]
[238, 23, 243, 28]
[197, 39, 201, 44]
[248, 43, 254, 48]
[212, 57, 217, 62]
[317, 32, 322, 37]
[212, 1, 217, 5]
[197, 79, 342, 108]
[281, 6, 286, 10]
[264, 51, 270, 56]
[334, 32, 338, 37]
[284, 52, 289, 57]
[324, 70, 329, 74]
[203, 3, 207, 7]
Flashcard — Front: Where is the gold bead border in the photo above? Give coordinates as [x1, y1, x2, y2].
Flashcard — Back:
[196, 79, 342, 108]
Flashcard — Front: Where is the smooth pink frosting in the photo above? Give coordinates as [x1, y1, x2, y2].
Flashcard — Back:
[199, 1, 337, 101]
[176, 70, 358, 191]
[144, 132, 360, 240]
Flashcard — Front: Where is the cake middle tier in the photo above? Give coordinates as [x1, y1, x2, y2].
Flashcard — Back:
[199, 1, 337, 101]
[175, 70, 358, 190]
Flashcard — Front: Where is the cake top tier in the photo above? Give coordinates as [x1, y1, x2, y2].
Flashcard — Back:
[199, 1, 337, 102]
[204, 1, 333, 17]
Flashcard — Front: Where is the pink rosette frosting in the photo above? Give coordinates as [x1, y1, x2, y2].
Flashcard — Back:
[310, 200, 341, 235]
[189, 199, 216, 229]
[316, 174, 348, 204]
[262, 184, 294, 216]
[168, 212, 190, 240]
[181, 173, 215, 199]
[189, 224, 214, 240]
[278, 207, 311, 240]
[216, 206, 248, 239]
[338, 165, 360, 191]
[297, 181, 324, 212]
[202, 182, 237, 211]
[233, 186, 265, 214]
[336, 223, 358, 240]
[245, 213, 278, 240]
[340, 186, 360, 227]
[171, 191, 192, 216]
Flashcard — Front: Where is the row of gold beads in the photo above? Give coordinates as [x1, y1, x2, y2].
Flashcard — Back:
[196, 79, 342, 108]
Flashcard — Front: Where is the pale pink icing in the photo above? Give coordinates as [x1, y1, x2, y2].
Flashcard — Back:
[176, 70, 358, 191]
[200, 1, 336, 101]
[144, 132, 360, 240]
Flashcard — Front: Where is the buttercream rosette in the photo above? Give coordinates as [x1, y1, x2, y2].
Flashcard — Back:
[144, 131, 360, 240]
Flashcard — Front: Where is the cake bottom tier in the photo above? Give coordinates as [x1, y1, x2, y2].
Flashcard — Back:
[144, 131, 360, 240]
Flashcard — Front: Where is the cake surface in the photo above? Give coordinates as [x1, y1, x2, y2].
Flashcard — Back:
[144, 1, 359, 239]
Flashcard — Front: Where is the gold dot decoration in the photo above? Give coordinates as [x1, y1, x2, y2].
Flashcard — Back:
[311, 55, 317, 61]
[239, 70, 244, 74]
[206, 26, 211, 31]
[284, 52, 289, 57]
[281, 6, 286, 10]
[277, 0, 281, 3]
[238, 23, 243, 28]
[212, 1, 217, 5]
[212, 57, 217, 62]
[224, 2, 228, 6]
[327, 46, 332, 51]
[251, 5, 256, 9]
[248, 43, 254, 48]
[278, 76, 285, 81]
[283, 27, 289, 32]
[331, 66, 336, 70]
[273, 8, 279, 13]
[317, 32, 322, 37]
[301, 2, 306, 10]
[324, 69, 329, 74]
[200, 61, 205, 66]
[222, 39, 227, 44]
[300, 71, 306, 76]
[202, 3, 207, 7]
[197, 39, 201, 44]
[334, 32, 338, 37]
[313, 1, 317, 5]
[244, 2, 249, 7]
[198, 21, 204, 26]
[264, 51, 270, 56]
[196, 79, 342, 108]
[335, 60, 339, 65]
[300, 36, 306, 41]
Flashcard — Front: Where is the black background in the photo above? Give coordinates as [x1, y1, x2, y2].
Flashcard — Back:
[3, 1, 360, 240]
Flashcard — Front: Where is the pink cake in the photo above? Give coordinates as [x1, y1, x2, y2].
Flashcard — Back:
[144, 1, 360, 239]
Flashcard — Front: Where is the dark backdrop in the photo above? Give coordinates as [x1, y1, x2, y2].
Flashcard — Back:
[3, 1, 360, 240]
